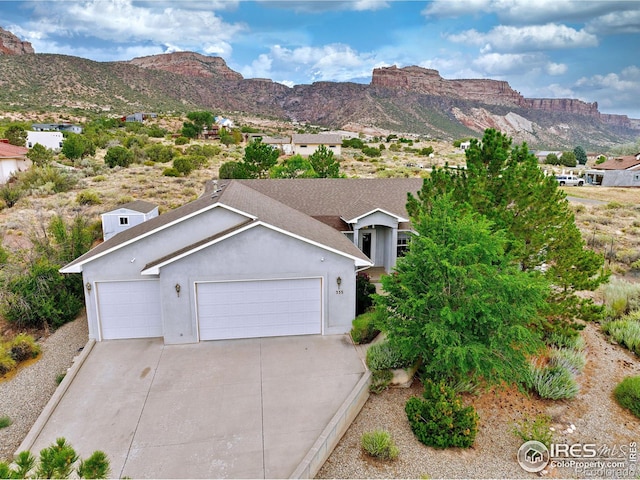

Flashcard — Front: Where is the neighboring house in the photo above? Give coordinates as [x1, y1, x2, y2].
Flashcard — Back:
[460, 141, 471, 150]
[260, 136, 293, 155]
[534, 151, 562, 163]
[32, 123, 83, 134]
[101, 200, 159, 241]
[60, 178, 423, 344]
[121, 112, 157, 123]
[26, 131, 63, 151]
[291, 134, 342, 157]
[585, 154, 640, 186]
[0, 140, 30, 184]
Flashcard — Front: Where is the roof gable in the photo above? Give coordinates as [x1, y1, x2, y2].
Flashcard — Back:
[0, 143, 28, 158]
[597, 156, 640, 170]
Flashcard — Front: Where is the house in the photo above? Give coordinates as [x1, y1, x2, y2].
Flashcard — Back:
[260, 136, 293, 155]
[0, 140, 30, 184]
[121, 112, 157, 123]
[60, 178, 423, 344]
[26, 131, 64, 151]
[585, 154, 640, 186]
[291, 134, 342, 157]
[32, 123, 83, 134]
[101, 200, 159, 241]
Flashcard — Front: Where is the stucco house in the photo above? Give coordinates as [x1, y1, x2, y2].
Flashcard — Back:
[585, 154, 640, 186]
[26, 131, 64, 151]
[101, 200, 159, 241]
[0, 141, 30, 184]
[61, 178, 423, 344]
[291, 134, 342, 157]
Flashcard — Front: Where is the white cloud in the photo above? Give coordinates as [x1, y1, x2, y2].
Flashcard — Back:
[256, 0, 389, 12]
[448, 24, 598, 52]
[546, 62, 567, 76]
[573, 66, 640, 117]
[473, 52, 544, 75]
[587, 9, 640, 35]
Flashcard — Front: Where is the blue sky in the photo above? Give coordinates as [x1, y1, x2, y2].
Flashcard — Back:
[2, 0, 640, 118]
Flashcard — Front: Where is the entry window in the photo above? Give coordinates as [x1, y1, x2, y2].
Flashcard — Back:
[397, 233, 411, 257]
[634, 174, 640, 182]
[119, 216, 129, 226]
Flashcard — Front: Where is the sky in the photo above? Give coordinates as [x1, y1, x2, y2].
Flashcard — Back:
[2, 0, 640, 118]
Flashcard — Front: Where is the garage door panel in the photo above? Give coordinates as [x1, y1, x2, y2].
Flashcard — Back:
[96, 281, 163, 340]
[197, 278, 321, 341]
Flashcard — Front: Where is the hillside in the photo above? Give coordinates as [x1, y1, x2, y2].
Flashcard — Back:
[1, 49, 639, 149]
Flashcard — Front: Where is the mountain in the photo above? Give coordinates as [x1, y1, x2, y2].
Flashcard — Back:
[0, 36, 638, 149]
[0, 27, 34, 55]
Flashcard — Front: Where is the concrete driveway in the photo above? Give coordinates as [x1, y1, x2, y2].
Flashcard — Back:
[25, 335, 365, 479]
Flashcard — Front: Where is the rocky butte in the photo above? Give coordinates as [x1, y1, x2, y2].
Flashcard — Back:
[371, 65, 632, 127]
[127, 52, 243, 81]
[0, 27, 34, 55]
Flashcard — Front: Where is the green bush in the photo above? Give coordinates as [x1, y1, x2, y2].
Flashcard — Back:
[602, 317, 640, 355]
[104, 145, 133, 168]
[173, 156, 195, 175]
[361, 429, 399, 460]
[1, 259, 84, 329]
[366, 340, 415, 371]
[614, 376, 640, 419]
[76, 190, 101, 205]
[599, 277, 640, 318]
[350, 310, 381, 344]
[369, 369, 393, 394]
[17, 166, 78, 193]
[362, 146, 381, 158]
[356, 272, 376, 315]
[528, 360, 580, 400]
[0, 348, 17, 376]
[0, 415, 11, 429]
[219, 161, 249, 179]
[405, 380, 478, 449]
[0, 437, 110, 479]
[174, 136, 190, 145]
[162, 167, 181, 177]
[8, 333, 41, 362]
[145, 143, 175, 163]
[0, 183, 23, 208]
[512, 414, 553, 448]
[549, 347, 586, 375]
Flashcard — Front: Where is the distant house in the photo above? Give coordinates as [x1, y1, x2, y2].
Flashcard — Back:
[585, 154, 640, 186]
[32, 123, 83, 134]
[291, 134, 342, 157]
[534, 151, 562, 163]
[26, 131, 64, 151]
[261, 136, 293, 155]
[202, 125, 220, 140]
[460, 141, 471, 150]
[121, 113, 157, 123]
[101, 200, 159, 241]
[0, 140, 30, 184]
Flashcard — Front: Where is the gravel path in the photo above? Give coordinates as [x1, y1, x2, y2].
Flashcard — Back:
[0, 316, 88, 461]
[317, 323, 640, 479]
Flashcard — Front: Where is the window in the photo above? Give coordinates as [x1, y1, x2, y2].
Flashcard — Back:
[397, 233, 411, 257]
[119, 216, 129, 226]
[634, 173, 640, 183]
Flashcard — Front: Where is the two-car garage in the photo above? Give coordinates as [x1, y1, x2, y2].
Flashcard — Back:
[95, 278, 322, 341]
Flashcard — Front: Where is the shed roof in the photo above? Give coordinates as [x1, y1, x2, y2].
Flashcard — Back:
[596, 156, 640, 171]
[291, 134, 342, 145]
[0, 143, 28, 158]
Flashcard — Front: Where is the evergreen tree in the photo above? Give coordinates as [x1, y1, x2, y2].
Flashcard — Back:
[308, 145, 340, 178]
[5, 125, 27, 146]
[242, 139, 279, 178]
[574, 145, 587, 165]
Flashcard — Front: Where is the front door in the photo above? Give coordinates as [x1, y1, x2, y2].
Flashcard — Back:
[360, 229, 376, 261]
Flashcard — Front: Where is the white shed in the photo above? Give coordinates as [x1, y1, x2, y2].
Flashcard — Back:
[27, 131, 64, 151]
[101, 200, 159, 241]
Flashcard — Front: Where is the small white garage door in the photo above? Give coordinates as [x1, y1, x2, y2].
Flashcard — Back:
[96, 281, 163, 340]
[196, 278, 322, 341]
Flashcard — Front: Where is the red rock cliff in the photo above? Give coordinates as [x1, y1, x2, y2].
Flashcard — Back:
[128, 52, 243, 80]
[0, 27, 34, 55]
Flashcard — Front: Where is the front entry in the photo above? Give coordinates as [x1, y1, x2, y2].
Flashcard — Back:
[359, 229, 376, 262]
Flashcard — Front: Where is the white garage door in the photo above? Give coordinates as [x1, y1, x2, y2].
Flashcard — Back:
[196, 278, 322, 341]
[96, 281, 163, 340]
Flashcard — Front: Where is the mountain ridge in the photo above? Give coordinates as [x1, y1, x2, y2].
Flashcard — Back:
[1, 27, 638, 149]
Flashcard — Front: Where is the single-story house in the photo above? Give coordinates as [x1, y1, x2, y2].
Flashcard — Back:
[101, 200, 159, 241]
[60, 178, 423, 344]
[585, 154, 640, 186]
[32, 123, 83, 134]
[121, 113, 157, 123]
[26, 131, 64, 151]
[0, 141, 30, 184]
[291, 134, 342, 157]
[260, 136, 293, 155]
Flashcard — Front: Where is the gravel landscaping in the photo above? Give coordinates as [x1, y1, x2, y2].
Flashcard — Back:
[318, 323, 640, 479]
[0, 316, 88, 461]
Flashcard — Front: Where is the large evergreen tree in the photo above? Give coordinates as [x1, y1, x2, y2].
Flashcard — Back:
[406, 128, 607, 337]
[242, 139, 279, 178]
[308, 145, 340, 178]
[378, 194, 548, 386]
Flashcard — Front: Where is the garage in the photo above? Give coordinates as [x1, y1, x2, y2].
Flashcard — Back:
[196, 278, 322, 341]
[95, 281, 163, 340]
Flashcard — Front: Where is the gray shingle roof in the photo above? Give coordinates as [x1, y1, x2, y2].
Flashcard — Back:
[291, 134, 342, 145]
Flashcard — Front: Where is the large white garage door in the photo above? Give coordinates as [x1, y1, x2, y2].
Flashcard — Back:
[96, 281, 163, 340]
[196, 278, 322, 341]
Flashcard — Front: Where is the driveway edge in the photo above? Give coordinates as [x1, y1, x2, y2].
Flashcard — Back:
[15, 338, 96, 456]
[289, 368, 371, 479]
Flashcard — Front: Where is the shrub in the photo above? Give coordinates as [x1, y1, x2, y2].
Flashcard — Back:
[614, 376, 640, 419]
[350, 310, 381, 344]
[1, 259, 84, 329]
[528, 360, 580, 400]
[174, 136, 189, 145]
[9, 333, 41, 362]
[145, 143, 175, 163]
[0, 415, 11, 429]
[546, 331, 585, 351]
[369, 369, 393, 394]
[219, 161, 249, 179]
[405, 380, 479, 449]
[361, 429, 399, 460]
[602, 317, 640, 355]
[549, 347, 586, 375]
[0, 348, 16, 376]
[0, 437, 110, 479]
[599, 277, 640, 318]
[17, 166, 78, 193]
[366, 340, 416, 371]
[173, 156, 195, 175]
[362, 146, 381, 158]
[512, 414, 553, 448]
[0, 183, 23, 208]
[104, 145, 133, 168]
[356, 272, 376, 315]
[76, 190, 101, 205]
[162, 167, 181, 177]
